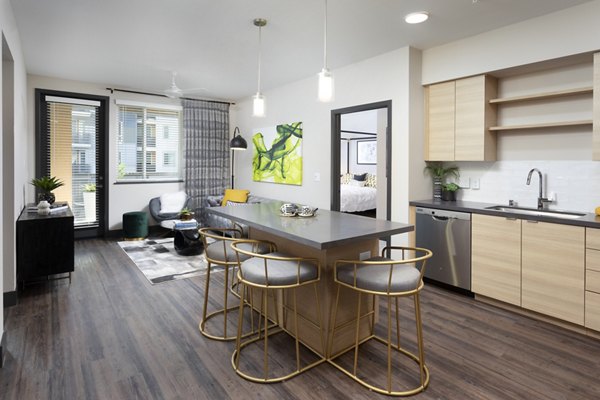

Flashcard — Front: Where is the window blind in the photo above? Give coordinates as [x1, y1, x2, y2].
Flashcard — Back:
[117, 104, 182, 181]
[44, 96, 100, 227]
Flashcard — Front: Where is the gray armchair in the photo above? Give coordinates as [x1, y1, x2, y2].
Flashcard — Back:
[149, 194, 192, 228]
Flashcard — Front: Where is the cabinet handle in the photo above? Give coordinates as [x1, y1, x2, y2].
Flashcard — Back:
[505, 217, 517, 221]
[526, 220, 538, 223]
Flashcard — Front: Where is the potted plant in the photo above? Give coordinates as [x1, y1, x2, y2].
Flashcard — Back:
[82, 183, 96, 221]
[423, 162, 459, 199]
[30, 176, 65, 204]
[179, 207, 194, 221]
[441, 182, 460, 201]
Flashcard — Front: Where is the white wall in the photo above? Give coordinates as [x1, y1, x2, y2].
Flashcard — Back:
[422, 1, 600, 85]
[27, 75, 183, 230]
[233, 47, 424, 229]
[421, 1, 600, 212]
[1, 0, 29, 346]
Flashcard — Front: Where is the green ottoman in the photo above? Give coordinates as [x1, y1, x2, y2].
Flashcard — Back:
[123, 211, 148, 240]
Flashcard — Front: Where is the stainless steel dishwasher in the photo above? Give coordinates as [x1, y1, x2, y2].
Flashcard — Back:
[415, 207, 471, 291]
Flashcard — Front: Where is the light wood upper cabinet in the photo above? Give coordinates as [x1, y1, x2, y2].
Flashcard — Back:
[425, 81, 455, 161]
[471, 214, 521, 306]
[425, 75, 497, 161]
[521, 221, 585, 325]
[455, 75, 497, 161]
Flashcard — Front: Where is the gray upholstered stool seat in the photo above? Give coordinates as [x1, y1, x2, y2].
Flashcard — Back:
[336, 256, 421, 293]
[205, 241, 271, 263]
[240, 252, 318, 286]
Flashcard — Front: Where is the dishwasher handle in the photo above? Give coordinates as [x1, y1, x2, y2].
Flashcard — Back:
[431, 215, 450, 222]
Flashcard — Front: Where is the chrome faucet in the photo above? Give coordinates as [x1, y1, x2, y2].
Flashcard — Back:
[526, 168, 549, 209]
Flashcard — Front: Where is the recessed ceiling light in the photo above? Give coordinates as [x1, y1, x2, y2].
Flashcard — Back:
[405, 11, 429, 24]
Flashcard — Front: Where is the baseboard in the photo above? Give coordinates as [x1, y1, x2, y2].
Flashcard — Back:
[0, 331, 6, 368]
[3, 291, 17, 308]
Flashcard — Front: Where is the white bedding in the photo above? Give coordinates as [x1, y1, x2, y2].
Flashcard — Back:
[340, 184, 377, 212]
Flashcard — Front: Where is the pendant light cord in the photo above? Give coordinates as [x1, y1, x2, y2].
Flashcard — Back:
[257, 25, 262, 93]
[323, 0, 328, 69]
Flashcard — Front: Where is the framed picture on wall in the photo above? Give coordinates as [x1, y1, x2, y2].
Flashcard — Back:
[356, 140, 377, 165]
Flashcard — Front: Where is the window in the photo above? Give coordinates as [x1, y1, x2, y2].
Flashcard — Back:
[163, 151, 175, 167]
[116, 101, 182, 182]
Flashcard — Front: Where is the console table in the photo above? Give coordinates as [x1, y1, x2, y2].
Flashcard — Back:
[16, 205, 74, 288]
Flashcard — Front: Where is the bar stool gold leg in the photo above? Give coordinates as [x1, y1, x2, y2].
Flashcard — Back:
[353, 291, 362, 376]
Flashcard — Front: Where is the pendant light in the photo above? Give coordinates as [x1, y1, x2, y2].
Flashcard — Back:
[253, 18, 267, 117]
[318, 0, 334, 102]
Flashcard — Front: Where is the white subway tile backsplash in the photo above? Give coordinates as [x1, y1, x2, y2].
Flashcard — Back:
[455, 161, 600, 213]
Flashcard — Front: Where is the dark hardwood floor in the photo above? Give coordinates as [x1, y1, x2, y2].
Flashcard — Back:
[1, 238, 600, 399]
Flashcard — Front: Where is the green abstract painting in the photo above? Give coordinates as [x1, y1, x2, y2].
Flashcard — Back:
[252, 122, 303, 185]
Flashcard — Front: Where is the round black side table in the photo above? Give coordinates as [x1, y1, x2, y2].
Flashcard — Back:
[174, 228, 204, 256]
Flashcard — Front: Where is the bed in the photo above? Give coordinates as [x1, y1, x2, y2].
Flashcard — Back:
[340, 182, 377, 212]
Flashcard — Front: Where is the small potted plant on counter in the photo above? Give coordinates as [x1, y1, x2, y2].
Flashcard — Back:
[441, 182, 460, 201]
[423, 162, 459, 199]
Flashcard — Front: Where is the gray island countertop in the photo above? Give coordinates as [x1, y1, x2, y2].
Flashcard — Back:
[207, 201, 413, 249]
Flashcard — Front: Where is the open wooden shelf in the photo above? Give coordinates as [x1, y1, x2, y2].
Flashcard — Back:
[490, 87, 592, 104]
[489, 119, 593, 131]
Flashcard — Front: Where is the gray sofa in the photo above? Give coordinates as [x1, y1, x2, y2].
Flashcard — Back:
[202, 194, 275, 235]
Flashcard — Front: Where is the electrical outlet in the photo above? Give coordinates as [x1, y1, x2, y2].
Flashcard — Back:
[458, 177, 470, 189]
[472, 178, 480, 190]
[314, 172, 321, 182]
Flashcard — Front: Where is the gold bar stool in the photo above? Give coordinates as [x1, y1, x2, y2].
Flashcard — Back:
[231, 239, 326, 383]
[328, 246, 433, 396]
[199, 227, 264, 341]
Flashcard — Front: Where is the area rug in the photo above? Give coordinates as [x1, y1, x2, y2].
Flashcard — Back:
[118, 238, 211, 284]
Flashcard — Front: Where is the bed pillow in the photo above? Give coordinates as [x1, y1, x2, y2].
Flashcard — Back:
[159, 191, 187, 214]
[340, 173, 352, 184]
[353, 173, 367, 182]
[348, 179, 366, 187]
[221, 189, 250, 206]
[364, 174, 377, 188]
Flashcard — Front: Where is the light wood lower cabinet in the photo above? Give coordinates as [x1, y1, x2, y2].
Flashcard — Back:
[585, 291, 600, 331]
[586, 228, 600, 331]
[471, 214, 521, 306]
[521, 221, 585, 325]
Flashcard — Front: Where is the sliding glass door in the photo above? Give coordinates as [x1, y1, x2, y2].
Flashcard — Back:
[36, 89, 108, 238]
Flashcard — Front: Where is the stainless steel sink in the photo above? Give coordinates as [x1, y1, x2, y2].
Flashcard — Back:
[485, 205, 586, 219]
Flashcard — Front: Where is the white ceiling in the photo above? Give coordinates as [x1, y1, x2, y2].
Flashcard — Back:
[10, 0, 592, 102]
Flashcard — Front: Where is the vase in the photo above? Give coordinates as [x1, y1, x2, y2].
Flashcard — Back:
[37, 200, 51, 215]
[432, 178, 442, 199]
[38, 192, 56, 204]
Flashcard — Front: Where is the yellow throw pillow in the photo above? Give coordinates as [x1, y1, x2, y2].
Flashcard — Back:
[221, 189, 250, 206]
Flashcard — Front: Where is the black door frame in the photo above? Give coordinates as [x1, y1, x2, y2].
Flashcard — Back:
[35, 89, 109, 239]
[330, 100, 392, 221]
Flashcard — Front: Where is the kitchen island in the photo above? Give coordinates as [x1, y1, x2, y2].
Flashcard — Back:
[207, 201, 414, 355]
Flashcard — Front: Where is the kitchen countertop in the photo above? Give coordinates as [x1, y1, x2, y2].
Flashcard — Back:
[410, 199, 600, 228]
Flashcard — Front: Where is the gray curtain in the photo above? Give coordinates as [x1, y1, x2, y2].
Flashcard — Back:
[182, 99, 230, 225]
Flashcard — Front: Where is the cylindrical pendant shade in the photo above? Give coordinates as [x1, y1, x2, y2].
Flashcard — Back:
[318, 68, 334, 102]
[253, 92, 266, 117]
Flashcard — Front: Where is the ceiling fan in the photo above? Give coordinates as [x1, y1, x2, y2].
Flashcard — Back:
[163, 71, 206, 98]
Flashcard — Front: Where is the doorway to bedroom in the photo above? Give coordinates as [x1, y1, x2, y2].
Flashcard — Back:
[330, 100, 391, 221]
